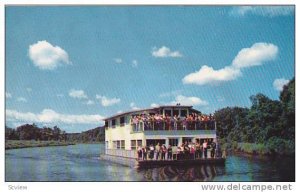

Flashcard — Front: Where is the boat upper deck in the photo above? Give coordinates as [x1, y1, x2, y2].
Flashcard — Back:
[104, 105, 216, 132]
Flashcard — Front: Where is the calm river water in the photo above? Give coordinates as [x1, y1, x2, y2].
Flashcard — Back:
[5, 143, 294, 182]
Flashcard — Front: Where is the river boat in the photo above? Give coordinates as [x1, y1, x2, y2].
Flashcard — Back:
[101, 105, 226, 167]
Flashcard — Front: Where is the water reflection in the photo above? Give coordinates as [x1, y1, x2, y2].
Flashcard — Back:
[138, 165, 225, 181]
[5, 144, 294, 182]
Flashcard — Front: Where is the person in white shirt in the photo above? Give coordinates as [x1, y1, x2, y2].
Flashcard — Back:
[203, 139, 208, 158]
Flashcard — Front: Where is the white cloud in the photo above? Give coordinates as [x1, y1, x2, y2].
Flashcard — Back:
[96, 95, 120, 107]
[69, 89, 88, 99]
[150, 103, 159, 108]
[130, 102, 140, 110]
[114, 58, 123, 64]
[182, 42, 278, 86]
[231, 6, 294, 17]
[117, 110, 123, 114]
[28, 40, 71, 70]
[273, 78, 289, 91]
[152, 46, 182, 57]
[6, 92, 12, 99]
[171, 95, 208, 106]
[17, 97, 27, 102]
[86, 100, 95, 105]
[6, 109, 104, 125]
[132, 60, 138, 67]
[152, 46, 183, 58]
[232, 43, 278, 69]
[183, 65, 241, 85]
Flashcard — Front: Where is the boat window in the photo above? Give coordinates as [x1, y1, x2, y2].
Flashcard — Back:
[105, 121, 108, 129]
[180, 109, 187, 117]
[121, 140, 125, 149]
[146, 139, 166, 146]
[112, 119, 116, 128]
[117, 140, 121, 149]
[131, 140, 137, 150]
[120, 116, 125, 126]
[165, 110, 171, 116]
[173, 110, 179, 116]
[137, 140, 142, 147]
[182, 137, 192, 144]
[169, 138, 178, 146]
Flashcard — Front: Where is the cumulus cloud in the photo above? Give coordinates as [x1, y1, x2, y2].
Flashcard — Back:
[150, 103, 159, 108]
[183, 65, 241, 85]
[96, 95, 120, 107]
[232, 43, 278, 69]
[182, 42, 278, 85]
[6, 92, 12, 99]
[6, 109, 104, 125]
[152, 46, 183, 58]
[273, 78, 289, 91]
[231, 6, 294, 17]
[17, 97, 27, 102]
[114, 58, 123, 64]
[28, 40, 71, 70]
[171, 95, 208, 106]
[69, 89, 88, 99]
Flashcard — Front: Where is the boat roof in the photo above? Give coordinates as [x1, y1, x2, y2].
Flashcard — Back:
[103, 105, 201, 121]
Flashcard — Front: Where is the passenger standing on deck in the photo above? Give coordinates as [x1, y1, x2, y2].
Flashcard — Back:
[195, 141, 201, 159]
[149, 144, 154, 160]
[203, 139, 208, 158]
[155, 142, 161, 160]
[184, 141, 190, 159]
[173, 115, 178, 130]
[137, 146, 143, 160]
[167, 145, 173, 160]
[133, 115, 139, 131]
[210, 139, 216, 158]
[161, 144, 166, 160]
[142, 146, 148, 160]
[182, 116, 187, 130]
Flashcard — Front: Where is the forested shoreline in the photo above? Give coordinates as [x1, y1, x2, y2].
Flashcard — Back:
[5, 124, 105, 149]
[215, 78, 295, 156]
[5, 78, 294, 155]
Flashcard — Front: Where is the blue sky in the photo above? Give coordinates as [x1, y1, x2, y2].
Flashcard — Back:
[5, 6, 295, 133]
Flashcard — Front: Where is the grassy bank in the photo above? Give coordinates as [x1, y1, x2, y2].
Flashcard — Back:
[219, 139, 294, 157]
[5, 140, 76, 150]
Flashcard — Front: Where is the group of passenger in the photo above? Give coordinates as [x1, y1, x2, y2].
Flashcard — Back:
[130, 112, 215, 131]
[137, 139, 218, 161]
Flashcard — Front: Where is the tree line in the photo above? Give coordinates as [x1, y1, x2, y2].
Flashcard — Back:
[5, 124, 105, 143]
[215, 78, 295, 156]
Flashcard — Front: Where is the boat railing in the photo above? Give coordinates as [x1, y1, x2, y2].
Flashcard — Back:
[105, 149, 137, 159]
[131, 120, 216, 132]
[137, 148, 223, 161]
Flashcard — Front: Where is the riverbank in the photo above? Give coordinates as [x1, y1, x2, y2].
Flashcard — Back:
[220, 141, 295, 157]
[5, 140, 76, 150]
